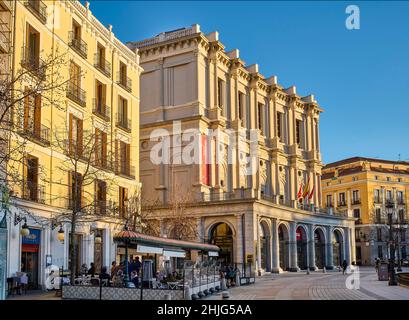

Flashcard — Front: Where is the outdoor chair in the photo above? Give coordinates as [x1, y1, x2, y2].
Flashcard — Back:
[90, 278, 100, 286]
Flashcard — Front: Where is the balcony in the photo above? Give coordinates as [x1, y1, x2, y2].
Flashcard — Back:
[94, 158, 112, 172]
[19, 124, 50, 147]
[0, 1, 12, 12]
[338, 201, 347, 207]
[94, 199, 109, 215]
[0, 16, 10, 53]
[24, 1, 47, 24]
[22, 181, 45, 204]
[352, 199, 361, 205]
[355, 218, 363, 224]
[117, 164, 135, 179]
[94, 53, 111, 78]
[397, 200, 405, 205]
[116, 113, 132, 132]
[375, 217, 387, 224]
[68, 31, 87, 59]
[21, 46, 46, 79]
[93, 99, 110, 121]
[374, 197, 382, 204]
[117, 72, 132, 92]
[66, 82, 86, 107]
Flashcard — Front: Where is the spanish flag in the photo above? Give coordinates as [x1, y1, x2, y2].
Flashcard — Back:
[302, 177, 310, 198]
[308, 184, 315, 201]
[297, 182, 304, 202]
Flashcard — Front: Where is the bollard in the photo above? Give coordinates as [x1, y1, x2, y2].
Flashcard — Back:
[222, 291, 229, 299]
[323, 267, 326, 273]
[306, 268, 310, 275]
[164, 293, 171, 300]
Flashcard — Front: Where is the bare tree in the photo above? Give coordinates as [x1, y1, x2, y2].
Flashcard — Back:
[49, 114, 118, 283]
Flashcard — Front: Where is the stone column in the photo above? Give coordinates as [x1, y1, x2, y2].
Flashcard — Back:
[344, 227, 351, 265]
[350, 226, 356, 264]
[235, 214, 244, 267]
[308, 224, 317, 270]
[271, 218, 280, 273]
[289, 221, 300, 272]
[326, 227, 334, 270]
[256, 217, 262, 273]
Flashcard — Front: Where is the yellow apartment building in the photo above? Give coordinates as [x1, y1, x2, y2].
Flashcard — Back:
[4, 0, 142, 289]
[322, 157, 409, 266]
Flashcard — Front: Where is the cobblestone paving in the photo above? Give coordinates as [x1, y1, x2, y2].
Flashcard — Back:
[205, 267, 409, 300]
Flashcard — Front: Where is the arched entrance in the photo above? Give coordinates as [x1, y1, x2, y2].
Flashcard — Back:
[259, 221, 270, 271]
[296, 226, 308, 270]
[209, 223, 233, 266]
[333, 229, 343, 267]
[314, 228, 326, 269]
[278, 224, 289, 271]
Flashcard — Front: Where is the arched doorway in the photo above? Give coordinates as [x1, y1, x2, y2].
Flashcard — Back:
[314, 228, 326, 269]
[278, 224, 289, 271]
[259, 221, 270, 271]
[209, 223, 233, 267]
[333, 229, 343, 268]
[296, 226, 308, 270]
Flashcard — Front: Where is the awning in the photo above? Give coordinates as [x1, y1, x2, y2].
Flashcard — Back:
[163, 249, 186, 258]
[136, 245, 163, 254]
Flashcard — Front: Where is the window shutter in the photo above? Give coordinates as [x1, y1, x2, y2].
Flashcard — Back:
[34, 94, 41, 136]
[68, 114, 73, 155]
[68, 171, 72, 209]
[78, 119, 83, 158]
[23, 90, 30, 130]
[102, 132, 107, 167]
[114, 139, 119, 174]
[126, 143, 130, 175]
[95, 128, 99, 166]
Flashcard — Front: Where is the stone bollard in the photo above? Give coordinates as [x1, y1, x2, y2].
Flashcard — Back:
[222, 291, 230, 299]
[323, 267, 326, 273]
[164, 293, 171, 300]
[221, 278, 227, 290]
[306, 268, 310, 275]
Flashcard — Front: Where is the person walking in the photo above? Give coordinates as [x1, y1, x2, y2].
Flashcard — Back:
[342, 260, 348, 275]
[375, 258, 380, 274]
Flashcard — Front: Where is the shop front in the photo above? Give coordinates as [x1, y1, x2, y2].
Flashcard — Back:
[21, 228, 41, 289]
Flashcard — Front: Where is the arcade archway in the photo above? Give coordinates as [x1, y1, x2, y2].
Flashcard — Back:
[259, 221, 271, 271]
[333, 229, 343, 268]
[296, 226, 308, 270]
[209, 223, 234, 266]
[314, 228, 326, 269]
[278, 224, 290, 271]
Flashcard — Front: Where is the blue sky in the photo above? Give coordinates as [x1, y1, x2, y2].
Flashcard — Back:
[87, 1, 409, 164]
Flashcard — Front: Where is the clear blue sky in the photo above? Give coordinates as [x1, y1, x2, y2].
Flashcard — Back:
[87, 1, 409, 164]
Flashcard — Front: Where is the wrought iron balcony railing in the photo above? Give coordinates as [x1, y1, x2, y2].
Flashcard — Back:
[117, 72, 132, 92]
[19, 123, 50, 146]
[93, 99, 110, 121]
[66, 81, 86, 107]
[0, 16, 11, 53]
[94, 53, 111, 77]
[338, 201, 347, 207]
[352, 199, 361, 205]
[68, 31, 87, 59]
[24, 0, 47, 24]
[22, 181, 45, 204]
[117, 163, 135, 179]
[21, 46, 46, 79]
[116, 112, 131, 132]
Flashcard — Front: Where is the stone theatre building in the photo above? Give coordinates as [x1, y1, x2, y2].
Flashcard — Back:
[127, 24, 355, 273]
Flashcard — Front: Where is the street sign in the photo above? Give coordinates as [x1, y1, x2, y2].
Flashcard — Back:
[378, 263, 389, 281]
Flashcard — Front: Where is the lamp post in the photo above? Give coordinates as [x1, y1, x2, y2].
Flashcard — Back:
[385, 201, 397, 286]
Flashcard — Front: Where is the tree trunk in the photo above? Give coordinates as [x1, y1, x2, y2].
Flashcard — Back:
[69, 216, 77, 285]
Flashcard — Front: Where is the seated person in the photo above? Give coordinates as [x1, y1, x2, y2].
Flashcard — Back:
[99, 267, 111, 286]
[130, 270, 139, 287]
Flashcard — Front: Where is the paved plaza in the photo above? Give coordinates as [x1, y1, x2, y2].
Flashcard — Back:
[207, 267, 409, 300]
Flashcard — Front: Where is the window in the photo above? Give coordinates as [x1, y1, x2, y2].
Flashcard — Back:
[277, 112, 283, 141]
[23, 155, 39, 202]
[118, 61, 130, 90]
[386, 177, 391, 182]
[375, 208, 381, 223]
[257, 103, 264, 135]
[217, 78, 224, 114]
[95, 128, 107, 168]
[116, 140, 131, 176]
[24, 23, 40, 69]
[69, 114, 83, 157]
[295, 119, 302, 146]
[95, 180, 107, 215]
[23, 87, 41, 137]
[398, 178, 402, 183]
[326, 194, 332, 207]
[69, 171, 83, 211]
[378, 246, 383, 259]
[386, 190, 392, 201]
[238, 92, 245, 122]
[97, 43, 106, 65]
[338, 192, 346, 206]
[398, 209, 405, 223]
[375, 176, 379, 180]
[374, 189, 380, 203]
[95, 80, 107, 115]
[352, 190, 360, 204]
[353, 208, 360, 218]
[397, 191, 404, 204]
[119, 187, 128, 218]
[117, 96, 130, 130]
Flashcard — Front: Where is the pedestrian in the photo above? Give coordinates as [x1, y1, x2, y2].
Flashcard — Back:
[88, 262, 96, 276]
[110, 261, 117, 279]
[375, 258, 380, 274]
[342, 260, 348, 275]
[134, 256, 142, 275]
[80, 263, 88, 276]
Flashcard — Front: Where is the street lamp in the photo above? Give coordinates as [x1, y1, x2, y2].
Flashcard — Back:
[385, 201, 397, 286]
[57, 225, 65, 242]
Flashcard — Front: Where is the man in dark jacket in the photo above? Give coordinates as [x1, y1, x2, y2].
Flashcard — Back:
[342, 260, 348, 275]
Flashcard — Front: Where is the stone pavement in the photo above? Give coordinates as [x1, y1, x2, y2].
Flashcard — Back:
[6, 290, 60, 300]
[205, 267, 409, 300]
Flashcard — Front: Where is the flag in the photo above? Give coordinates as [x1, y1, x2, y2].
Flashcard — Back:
[302, 177, 310, 198]
[297, 182, 303, 201]
[308, 185, 315, 201]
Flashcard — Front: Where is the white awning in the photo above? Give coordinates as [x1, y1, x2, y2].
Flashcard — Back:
[163, 249, 186, 258]
[136, 245, 163, 254]
[208, 251, 219, 257]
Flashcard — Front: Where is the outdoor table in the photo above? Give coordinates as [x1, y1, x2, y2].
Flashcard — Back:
[167, 281, 179, 289]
